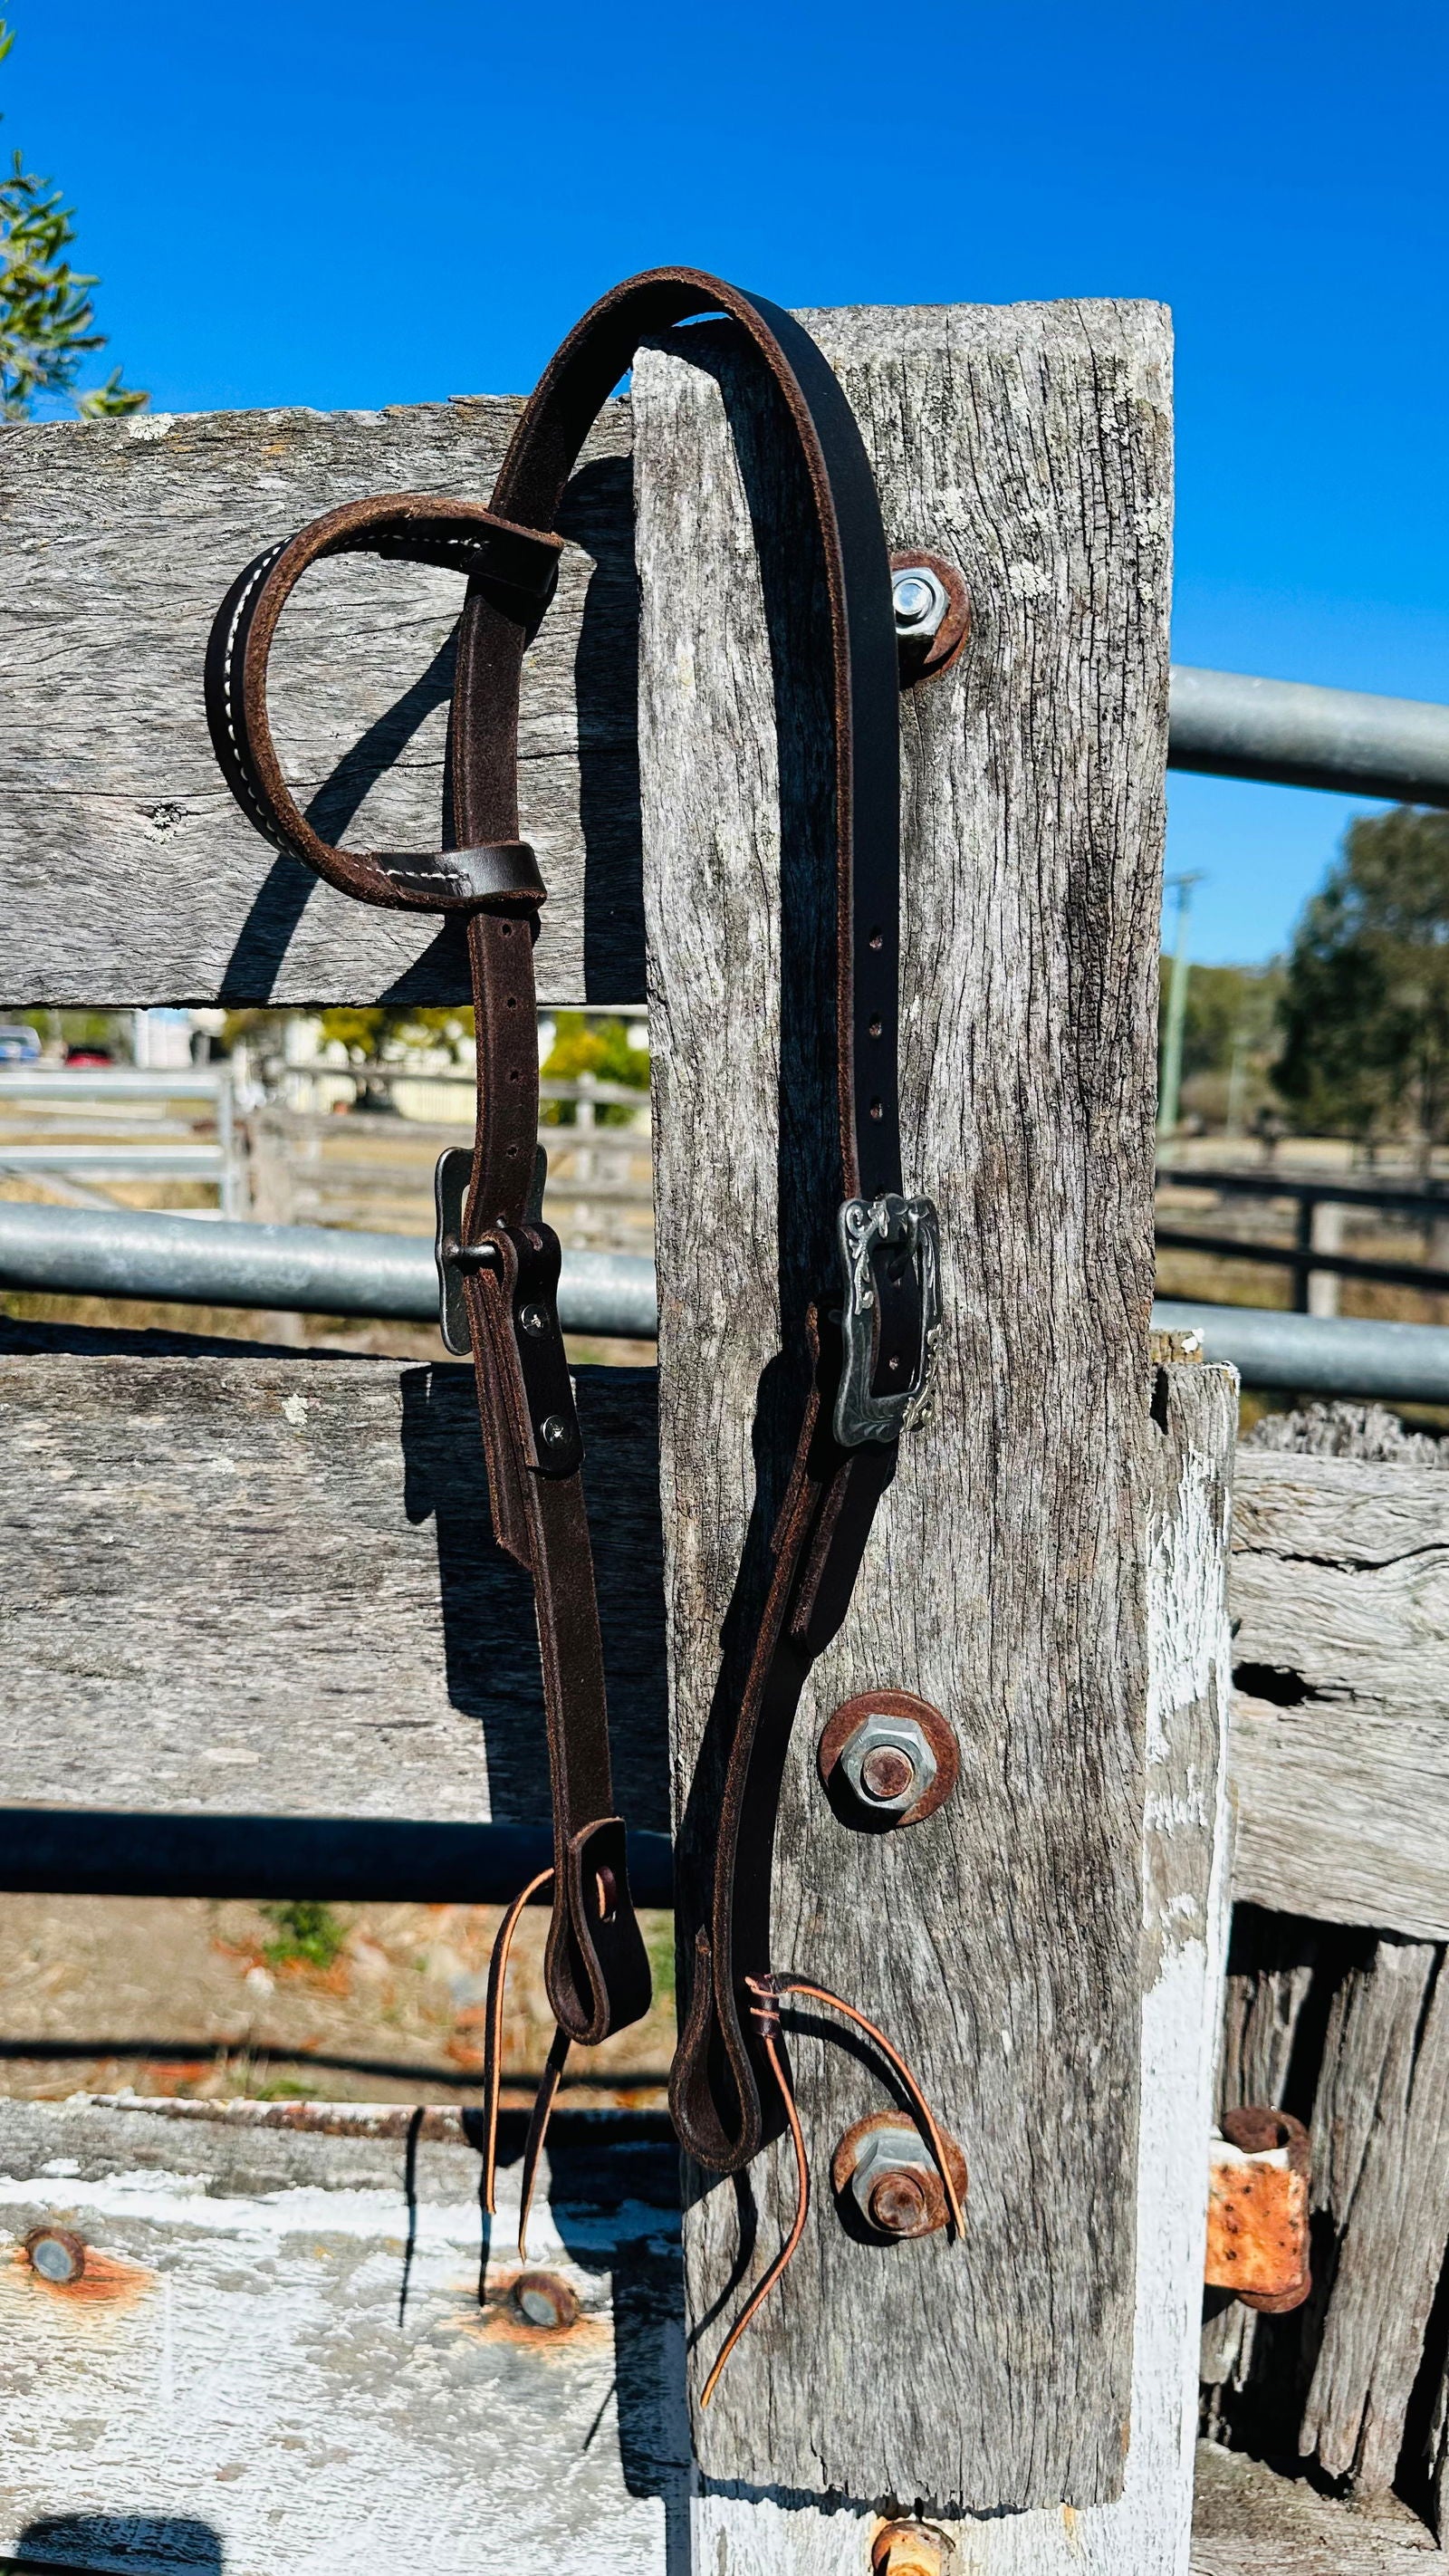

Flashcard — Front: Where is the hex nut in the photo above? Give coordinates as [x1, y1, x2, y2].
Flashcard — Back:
[891, 566, 950, 639]
[888, 550, 971, 684]
[832, 2108, 968, 2244]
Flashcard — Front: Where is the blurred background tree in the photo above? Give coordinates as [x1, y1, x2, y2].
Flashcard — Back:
[1274, 808, 1449, 1167]
[0, 18, 146, 418]
[1157, 956, 1284, 1134]
[541, 1012, 649, 1125]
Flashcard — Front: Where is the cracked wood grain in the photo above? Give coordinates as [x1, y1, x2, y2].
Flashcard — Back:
[1300, 1937, 1449, 2496]
[1229, 1449, 1449, 1940]
[695, 1357, 1234, 2570]
[636, 300, 1173, 2514]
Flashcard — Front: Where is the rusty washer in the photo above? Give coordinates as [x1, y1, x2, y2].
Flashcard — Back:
[819, 1689, 958, 1829]
[832, 2108, 968, 2241]
[23, 2225, 87, 2286]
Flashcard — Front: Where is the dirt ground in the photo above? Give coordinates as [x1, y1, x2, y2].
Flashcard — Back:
[0, 1894, 676, 2110]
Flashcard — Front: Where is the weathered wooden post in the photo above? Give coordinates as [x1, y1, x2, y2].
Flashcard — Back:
[0, 295, 1236, 2572]
[634, 303, 1234, 2560]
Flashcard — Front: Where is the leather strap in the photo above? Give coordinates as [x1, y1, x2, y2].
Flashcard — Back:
[204, 267, 935, 2144]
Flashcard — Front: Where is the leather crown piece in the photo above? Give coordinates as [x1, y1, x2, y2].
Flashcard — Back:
[205, 265, 952, 2391]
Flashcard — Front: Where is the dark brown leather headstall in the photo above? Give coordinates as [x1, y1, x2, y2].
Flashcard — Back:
[206, 267, 956, 2394]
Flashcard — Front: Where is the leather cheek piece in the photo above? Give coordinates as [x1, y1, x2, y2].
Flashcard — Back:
[547, 1818, 654, 2045]
[202, 493, 562, 912]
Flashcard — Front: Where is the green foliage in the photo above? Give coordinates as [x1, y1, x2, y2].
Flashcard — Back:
[541, 1012, 649, 1126]
[0, 21, 146, 420]
[1274, 807, 1449, 1151]
[261, 1900, 348, 1972]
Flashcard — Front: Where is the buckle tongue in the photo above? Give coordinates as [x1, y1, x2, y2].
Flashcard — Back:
[833, 1193, 942, 1448]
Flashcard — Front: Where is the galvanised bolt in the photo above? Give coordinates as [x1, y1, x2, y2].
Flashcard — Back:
[520, 1303, 548, 1335]
[540, 1415, 570, 1448]
[871, 2522, 950, 2576]
[847, 2120, 938, 2236]
[891, 566, 950, 640]
[840, 1712, 936, 1816]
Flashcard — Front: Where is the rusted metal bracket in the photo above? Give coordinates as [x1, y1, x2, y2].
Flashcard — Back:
[1204, 2107, 1312, 2312]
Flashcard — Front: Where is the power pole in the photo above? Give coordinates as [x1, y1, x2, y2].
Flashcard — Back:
[1158, 870, 1205, 1144]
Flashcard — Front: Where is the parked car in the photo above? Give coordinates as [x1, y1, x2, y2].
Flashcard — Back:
[0, 1024, 41, 1063]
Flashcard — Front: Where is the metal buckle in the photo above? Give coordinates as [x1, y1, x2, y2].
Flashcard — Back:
[832, 1193, 942, 1448]
[434, 1144, 548, 1355]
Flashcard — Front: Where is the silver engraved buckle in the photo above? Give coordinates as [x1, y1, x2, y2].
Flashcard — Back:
[833, 1193, 942, 1448]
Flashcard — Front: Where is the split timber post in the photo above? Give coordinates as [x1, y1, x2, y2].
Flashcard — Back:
[635, 306, 1233, 2551]
[0, 299, 1236, 2569]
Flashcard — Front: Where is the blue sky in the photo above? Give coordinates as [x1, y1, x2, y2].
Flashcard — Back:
[9, 0, 1446, 966]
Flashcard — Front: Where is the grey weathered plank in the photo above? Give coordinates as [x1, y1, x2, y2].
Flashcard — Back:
[637, 302, 1172, 2512]
[1190, 2444, 1441, 2574]
[1231, 1699, 1449, 1942]
[696, 1357, 1237, 2569]
[1231, 1450, 1449, 1722]
[0, 399, 639, 1008]
[1229, 1446, 1449, 1941]
[5, 1339, 1446, 1949]
[0, 1351, 667, 1831]
[1299, 1934, 1449, 2495]
[0, 2095, 688, 2574]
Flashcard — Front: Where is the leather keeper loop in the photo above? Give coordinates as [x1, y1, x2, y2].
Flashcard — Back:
[204, 493, 561, 914]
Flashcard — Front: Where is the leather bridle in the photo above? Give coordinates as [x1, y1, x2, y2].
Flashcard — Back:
[206, 266, 954, 2388]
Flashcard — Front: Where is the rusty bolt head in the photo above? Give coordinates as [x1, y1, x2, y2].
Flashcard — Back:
[867, 2167, 930, 2235]
[840, 1713, 937, 1816]
[511, 2270, 579, 2332]
[24, 2225, 87, 2286]
[848, 2121, 938, 2237]
[871, 2522, 950, 2576]
[859, 1742, 916, 1802]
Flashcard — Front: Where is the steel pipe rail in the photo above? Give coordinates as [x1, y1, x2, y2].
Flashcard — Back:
[1154, 1297, 1449, 1403]
[0, 1199, 658, 1339]
[5, 1202, 1449, 1397]
[1168, 666, 1449, 807]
